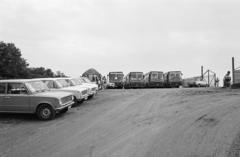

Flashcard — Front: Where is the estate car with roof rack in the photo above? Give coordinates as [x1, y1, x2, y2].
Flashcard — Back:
[0, 79, 74, 120]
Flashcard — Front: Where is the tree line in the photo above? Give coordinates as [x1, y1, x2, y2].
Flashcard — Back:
[0, 41, 66, 79]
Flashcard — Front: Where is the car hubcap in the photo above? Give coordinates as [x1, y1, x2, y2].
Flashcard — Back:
[42, 108, 51, 118]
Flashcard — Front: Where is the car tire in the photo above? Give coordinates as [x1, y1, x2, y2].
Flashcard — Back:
[37, 104, 56, 120]
[73, 96, 78, 103]
[60, 108, 68, 114]
[88, 95, 94, 99]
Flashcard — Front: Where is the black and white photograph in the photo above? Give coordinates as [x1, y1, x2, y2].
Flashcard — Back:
[1, 0, 240, 157]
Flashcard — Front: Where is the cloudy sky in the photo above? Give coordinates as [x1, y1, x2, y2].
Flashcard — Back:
[1, 0, 240, 79]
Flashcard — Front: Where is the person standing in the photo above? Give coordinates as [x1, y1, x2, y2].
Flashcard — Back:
[223, 71, 231, 88]
[215, 77, 219, 87]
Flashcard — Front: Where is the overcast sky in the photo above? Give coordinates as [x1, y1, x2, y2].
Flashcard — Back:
[1, 0, 240, 79]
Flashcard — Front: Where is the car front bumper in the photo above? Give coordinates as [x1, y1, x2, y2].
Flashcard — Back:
[55, 101, 74, 112]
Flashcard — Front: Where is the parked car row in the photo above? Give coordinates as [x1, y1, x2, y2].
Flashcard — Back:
[106, 71, 183, 89]
[0, 77, 98, 120]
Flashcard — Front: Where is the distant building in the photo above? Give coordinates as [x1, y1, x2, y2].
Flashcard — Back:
[82, 68, 102, 82]
[232, 69, 240, 88]
[234, 70, 240, 84]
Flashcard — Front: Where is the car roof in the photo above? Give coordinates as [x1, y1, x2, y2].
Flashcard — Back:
[0, 79, 37, 83]
[33, 77, 71, 81]
[109, 71, 123, 74]
[129, 72, 143, 74]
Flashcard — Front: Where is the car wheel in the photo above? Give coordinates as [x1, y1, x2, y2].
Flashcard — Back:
[60, 108, 68, 114]
[37, 104, 56, 120]
[73, 96, 78, 103]
[88, 95, 94, 99]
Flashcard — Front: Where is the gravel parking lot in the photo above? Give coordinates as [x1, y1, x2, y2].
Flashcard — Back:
[1, 88, 240, 157]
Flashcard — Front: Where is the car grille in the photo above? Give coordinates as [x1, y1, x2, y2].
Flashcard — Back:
[81, 90, 88, 95]
[61, 96, 72, 104]
[91, 87, 97, 91]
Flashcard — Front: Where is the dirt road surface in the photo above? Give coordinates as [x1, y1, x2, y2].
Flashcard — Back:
[1, 88, 240, 157]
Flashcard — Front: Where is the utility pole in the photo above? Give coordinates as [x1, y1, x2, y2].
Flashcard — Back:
[201, 66, 204, 80]
[232, 57, 235, 84]
[208, 70, 210, 87]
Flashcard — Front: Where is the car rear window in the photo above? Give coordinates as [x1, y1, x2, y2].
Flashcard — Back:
[7, 83, 28, 94]
[0, 83, 6, 94]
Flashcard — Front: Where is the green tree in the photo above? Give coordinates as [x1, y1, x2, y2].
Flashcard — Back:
[0, 41, 67, 79]
[28, 67, 55, 78]
[0, 41, 29, 79]
[55, 71, 67, 77]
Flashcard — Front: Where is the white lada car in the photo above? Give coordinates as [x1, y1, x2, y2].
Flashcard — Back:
[35, 78, 89, 103]
[65, 78, 98, 99]
[82, 77, 98, 87]
[79, 77, 98, 95]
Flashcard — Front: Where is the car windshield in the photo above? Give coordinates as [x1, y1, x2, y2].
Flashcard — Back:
[25, 81, 49, 93]
[56, 79, 70, 88]
[196, 78, 201, 81]
[42, 80, 54, 88]
[72, 79, 82, 85]
[68, 79, 79, 86]
[79, 77, 86, 83]
[82, 77, 91, 83]
[65, 79, 76, 86]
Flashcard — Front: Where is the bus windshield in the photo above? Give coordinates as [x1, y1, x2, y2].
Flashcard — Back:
[130, 73, 143, 80]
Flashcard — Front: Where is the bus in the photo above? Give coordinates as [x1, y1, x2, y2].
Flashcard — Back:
[107, 71, 124, 88]
[144, 71, 164, 88]
[164, 71, 183, 88]
[124, 72, 145, 89]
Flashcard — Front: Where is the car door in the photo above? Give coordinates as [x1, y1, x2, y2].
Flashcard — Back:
[3, 83, 30, 112]
[0, 83, 6, 111]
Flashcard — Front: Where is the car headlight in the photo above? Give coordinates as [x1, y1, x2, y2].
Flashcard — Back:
[59, 99, 63, 105]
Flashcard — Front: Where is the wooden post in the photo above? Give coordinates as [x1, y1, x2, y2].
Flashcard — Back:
[232, 57, 235, 84]
[201, 66, 204, 80]
[208, 70, 210, 87]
